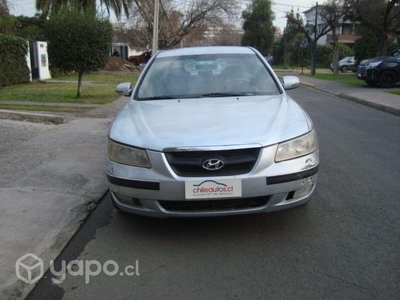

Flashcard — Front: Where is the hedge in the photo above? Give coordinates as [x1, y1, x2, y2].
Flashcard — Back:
[0, 34, 30, 87]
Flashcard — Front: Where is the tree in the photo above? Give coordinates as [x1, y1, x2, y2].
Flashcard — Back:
[44, 8, 113, 98]
[126, 0, 239, 49]
[282, 8, 304, 67]
[241, 0, 275, 55]
[344, 0, 400, 56]
[112, 23, 151, 48]
[14, 14, 47, 41]
[353, 24, 399, 63]
[0, 0, 15, 34]
[286, 5, 332, 75]
[0, 0, 8, 14]
[320, 0, 345, 75]
[36, 0, 133, 19]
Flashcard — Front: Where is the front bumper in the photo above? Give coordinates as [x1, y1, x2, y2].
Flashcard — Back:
[106, 145, 319, 218]
[357, 65, 379, 81]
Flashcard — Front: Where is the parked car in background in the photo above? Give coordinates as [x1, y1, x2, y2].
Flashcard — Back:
[128, 50, 152, 66]
[330, 56, 357, 73]
[107, 46, 319, 218]
[357, 48, 400, 88]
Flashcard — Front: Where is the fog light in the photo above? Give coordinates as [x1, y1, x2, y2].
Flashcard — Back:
[116, 194, 134, 204]
[292, 184, 313, 200]
[115, 194, 143, 207]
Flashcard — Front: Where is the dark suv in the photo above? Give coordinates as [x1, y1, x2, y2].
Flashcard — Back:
[357, 48, 400, 88]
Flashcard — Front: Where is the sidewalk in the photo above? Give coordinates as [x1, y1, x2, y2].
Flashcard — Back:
[277, 71, 400, 116]
[0, 96, 129, 299]
[0, 75, 399, 299]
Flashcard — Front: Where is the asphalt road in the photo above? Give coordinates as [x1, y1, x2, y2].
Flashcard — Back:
[28, 86, 400, 300]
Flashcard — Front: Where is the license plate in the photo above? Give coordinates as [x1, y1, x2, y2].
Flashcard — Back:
[185, 178, 242, 199]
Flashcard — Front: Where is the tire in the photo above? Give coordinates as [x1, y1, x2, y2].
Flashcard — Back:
[379, 70, 397, 88]
[366, 80, 378, 87]
[130, 59, 139, 66]
[341, 66, 348, 73]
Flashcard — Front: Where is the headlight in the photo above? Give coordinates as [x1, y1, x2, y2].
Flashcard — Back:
[275, 129, 318, 162]
[107, 138, 151, 168]
[367, 61, 382, 69]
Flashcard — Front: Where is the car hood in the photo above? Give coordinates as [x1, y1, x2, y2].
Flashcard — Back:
[360, 57, 388, 64]
[109, 94, 313, 151]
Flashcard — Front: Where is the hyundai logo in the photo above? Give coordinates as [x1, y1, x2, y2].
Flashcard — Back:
[202, 159, 224, 171]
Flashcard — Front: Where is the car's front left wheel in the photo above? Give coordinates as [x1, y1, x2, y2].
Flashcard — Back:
[379, 70, 397, 88]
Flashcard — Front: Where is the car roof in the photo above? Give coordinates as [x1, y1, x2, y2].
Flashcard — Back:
[156, 46, 256, 58]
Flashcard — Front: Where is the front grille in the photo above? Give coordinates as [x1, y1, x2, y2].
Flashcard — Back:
[358, 64, 367, 76]
[164, 148, 260, 177]
[159, 196, 269, 212]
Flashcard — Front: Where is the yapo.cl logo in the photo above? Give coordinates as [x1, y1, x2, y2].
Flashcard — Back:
[202, 158, 224, 171]
[16, 253, 44, 284]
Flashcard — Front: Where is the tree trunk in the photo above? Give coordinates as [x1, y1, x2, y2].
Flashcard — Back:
[284, 38, 289, 67]
[311, 41, 317, 75]
[378, 31, 388, 56]
[76, 71, 83, 98]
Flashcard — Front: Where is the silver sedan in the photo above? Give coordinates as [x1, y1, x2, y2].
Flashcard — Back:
[106, 46, 319, 218]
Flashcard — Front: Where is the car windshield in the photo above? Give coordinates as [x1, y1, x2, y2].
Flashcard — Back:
[340, 57, 353, 63]
[135, 53, 280, 100]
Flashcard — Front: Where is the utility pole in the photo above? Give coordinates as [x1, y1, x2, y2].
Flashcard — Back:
[311, 2, 318, 75]
[152, 0, 160, 54]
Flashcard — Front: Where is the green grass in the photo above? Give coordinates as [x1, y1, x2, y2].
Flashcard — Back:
[304, 73, 366, 86]
[0, 73, 138, 104]
[390, 90, 400, 95]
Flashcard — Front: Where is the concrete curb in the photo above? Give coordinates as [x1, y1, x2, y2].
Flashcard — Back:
[300, 81, 316, 88]
[338, 93, 400, 116]
[0, 110, 67, 124]
[299, 81, 400, 116]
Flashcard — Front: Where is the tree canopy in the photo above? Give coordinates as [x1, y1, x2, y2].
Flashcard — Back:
[241, 0, 275, 55]
[344, 0, 400, 55]
[36, 0, 133, 19]
[44, 8, 113, 97]
[122, 0, 240, 49]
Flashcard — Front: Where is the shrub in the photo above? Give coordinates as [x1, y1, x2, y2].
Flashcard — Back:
[0, 34, 30, 86]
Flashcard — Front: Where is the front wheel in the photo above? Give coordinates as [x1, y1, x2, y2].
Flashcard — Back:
[379, 70, 397, 88]
[341, 66, 348, 73]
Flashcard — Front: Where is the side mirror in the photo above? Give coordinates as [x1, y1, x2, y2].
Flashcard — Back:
[282, 76, 300, 90]
[115, 82, 133, 97]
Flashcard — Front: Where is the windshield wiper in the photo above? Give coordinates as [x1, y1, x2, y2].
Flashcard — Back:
[200, 92, 249, 97]
[138, 95, 177, 100]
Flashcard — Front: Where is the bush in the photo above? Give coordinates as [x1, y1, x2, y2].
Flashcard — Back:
[0, 34, 30, 86]
[316, 44, 333, 68]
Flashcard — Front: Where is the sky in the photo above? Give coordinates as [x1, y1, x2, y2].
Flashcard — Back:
[8, 0, 317, 32]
